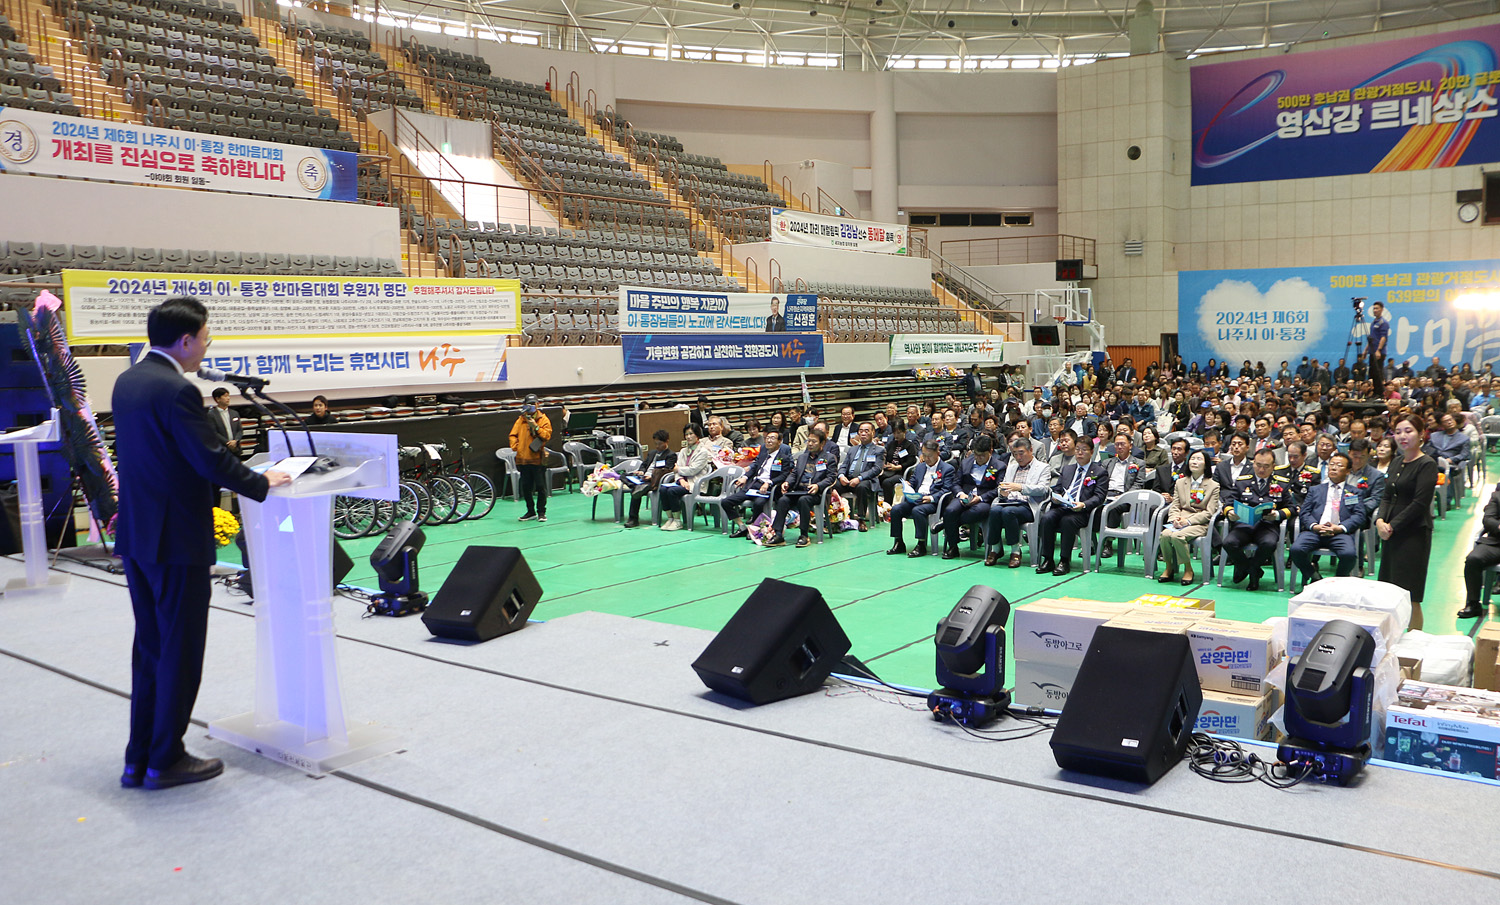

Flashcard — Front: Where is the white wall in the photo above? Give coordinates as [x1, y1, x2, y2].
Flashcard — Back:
[0, 176, 400, 260]
[616, 102, 873, 169]
[729, 242, 933, 291]
[965, 263, 1071, 294]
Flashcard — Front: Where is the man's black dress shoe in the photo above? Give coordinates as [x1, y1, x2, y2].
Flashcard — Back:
[941, 548, 958, 560]
[120, 764, 147, 788]
[143, 754, 224, 790]
[1052, 561, 1071, 576]
[1035, 559, 1054, 574]
[908, 543, 927, 558]
[887, 541, 906, 555]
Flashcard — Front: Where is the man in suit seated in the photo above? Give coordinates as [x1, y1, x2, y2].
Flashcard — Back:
[621, 430, 678, 528]
[937, 434, 1003, 560]
[1212, 431, 1253, 491]
[1221, 448, 1299, 591]
[1035, 435, 1107, 576]
[1459, 483, 1500, 619]
[724, 428, 792, 538]
[767, 428, 838, 548]
[1288, 452, 1366, 584]
[1155, 436, 1190, 493]
[835, 421, 885, 531]
[1097, 433, 1146, 558]
[983, 435, 1053, 567]
[880, 421, 918, 504]
[887, 439, 955, 558]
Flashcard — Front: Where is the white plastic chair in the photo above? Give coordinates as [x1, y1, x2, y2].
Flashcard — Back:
[1094, 489, 1166, 576]
[684, 466, 743, 533]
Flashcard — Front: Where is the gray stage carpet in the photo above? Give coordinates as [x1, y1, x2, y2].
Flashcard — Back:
[2, 556, 1496, 904]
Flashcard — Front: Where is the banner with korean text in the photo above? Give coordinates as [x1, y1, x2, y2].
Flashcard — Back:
[889, 334, 1005, 366]
[1191, 24, 1500, 185]
[1178, 259, 1500, 372]
[62, 270, 519, 392]
[619, 286, 818, 333]
[621, 334, 825, 374]
[769, 208, 908, 254]
[0, 108, 357, 201]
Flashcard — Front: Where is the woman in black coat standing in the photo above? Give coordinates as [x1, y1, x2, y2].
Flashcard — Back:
[1375, 414, 1438, 630]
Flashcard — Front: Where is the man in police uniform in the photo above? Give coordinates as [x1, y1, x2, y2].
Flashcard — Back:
[1222, 448, 1300, 591]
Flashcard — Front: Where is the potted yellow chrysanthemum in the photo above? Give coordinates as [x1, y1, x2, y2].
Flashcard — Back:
[212, 507, 240, 548]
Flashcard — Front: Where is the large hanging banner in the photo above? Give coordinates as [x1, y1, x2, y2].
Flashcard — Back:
[1192, 24, 1500, 185]
[0, 108, 358, 201]
[1178, 260, 1500, 371]
[889, 334, 1004, 366]
[619, 286, 818, 333]
[769, 208, 908, 254]
[621, 333, 825, 374]
[62, 270, 519, 391]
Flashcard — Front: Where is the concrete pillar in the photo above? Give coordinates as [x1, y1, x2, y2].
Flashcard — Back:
[869, 71, 898, 222]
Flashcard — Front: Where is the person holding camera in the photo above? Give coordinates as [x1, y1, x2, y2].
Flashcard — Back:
[508, 393, 553, 522]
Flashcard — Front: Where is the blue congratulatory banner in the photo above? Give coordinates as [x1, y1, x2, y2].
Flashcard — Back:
[622, 333, 825, 374]
[1178, 259, 1500, 372]
[619, 287, 818, 333]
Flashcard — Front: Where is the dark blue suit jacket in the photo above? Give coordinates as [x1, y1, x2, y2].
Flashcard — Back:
[1296, 482, 1366, 536]
[906, 460, 957, 502]
[112, 352, 270, 565]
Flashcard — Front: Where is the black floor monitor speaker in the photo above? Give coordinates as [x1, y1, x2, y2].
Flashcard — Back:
[333, 540, 354, 586]
[691, 577, 851, 705]
[421, 546, 542, 642]
[1050, 626, 1203, 785]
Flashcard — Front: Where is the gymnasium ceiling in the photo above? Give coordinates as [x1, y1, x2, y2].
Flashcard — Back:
[352, 0, 1500, 67]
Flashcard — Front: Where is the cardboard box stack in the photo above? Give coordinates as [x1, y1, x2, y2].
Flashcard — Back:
[1011, 599, 1131, 709]
[1011, 600, 1286, 743]
[1384, 680, 1500, 780]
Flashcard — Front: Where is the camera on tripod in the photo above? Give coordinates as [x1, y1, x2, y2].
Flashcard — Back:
[1351, 296, 1367, 317]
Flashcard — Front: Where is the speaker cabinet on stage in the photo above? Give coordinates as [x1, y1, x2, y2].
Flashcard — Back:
[422, 546, 542, 642]
[691, 577, 851, 705]
[1050, 626, 1202, 785]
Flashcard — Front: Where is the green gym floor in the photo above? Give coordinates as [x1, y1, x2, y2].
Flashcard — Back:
[226, 457, 1498, 692]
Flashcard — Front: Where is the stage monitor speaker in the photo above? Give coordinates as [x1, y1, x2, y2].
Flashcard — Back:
[332, 540, 354, 586]
[1029, 323, 1061, 347]
[1050, 626, 1202, 785]
[691, 577, 851, 705]
[421, 546, 542, 642]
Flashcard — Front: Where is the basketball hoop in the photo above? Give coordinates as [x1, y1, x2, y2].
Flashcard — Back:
[1053, 315, 1066, 323]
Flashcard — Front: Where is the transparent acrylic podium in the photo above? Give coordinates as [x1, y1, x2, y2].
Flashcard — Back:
[0, 411, 70, 596]
[208, 431, 401, 774]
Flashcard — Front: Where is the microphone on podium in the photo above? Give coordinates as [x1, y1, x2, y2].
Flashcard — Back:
[197, 366, 269, 389]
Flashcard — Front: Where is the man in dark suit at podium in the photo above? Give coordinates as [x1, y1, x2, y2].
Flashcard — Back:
[113, 297, 289, 791]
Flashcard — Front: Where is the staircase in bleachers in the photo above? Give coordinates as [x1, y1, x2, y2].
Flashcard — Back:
[4, 0, 119, 119]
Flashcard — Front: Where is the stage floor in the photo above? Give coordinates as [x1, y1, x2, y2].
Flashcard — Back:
[3, 540, 1500, 902]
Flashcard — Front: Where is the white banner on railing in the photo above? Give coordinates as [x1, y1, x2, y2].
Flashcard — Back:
[64, 270, 519, 391]
[889, 334, 1004, 366]
[0, 108, 359, 200]
[619, 286, 818, 333]
[769, 208, 908, 255]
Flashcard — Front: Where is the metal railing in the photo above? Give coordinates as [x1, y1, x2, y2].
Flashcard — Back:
[938, 234, 1097, 268]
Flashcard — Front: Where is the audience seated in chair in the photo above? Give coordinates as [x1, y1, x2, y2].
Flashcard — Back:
[1035, 431, 1107, 576]
[1096, 433, 1146, 558]
[937, 434, 1003, 560]
[880, 421, 918, 504]
[1288, 451, 1366, 584]
[982, 434, 1053, 567]
[767, 427, 838, 549]
[1221, 447, 1299, 591]
[1157, 449, 1219, 585]
[887, 439, 954, 558]
[835, 421, 885, 532]
[621, 429, 677, 529]
[724, 428, 792, 538]
[656, 423, 713, 531]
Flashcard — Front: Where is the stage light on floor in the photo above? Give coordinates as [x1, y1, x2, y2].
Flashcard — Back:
[1277, 619, 1376, 785]
[927, 585, 1011, 726]
[369, 519, 427, 617]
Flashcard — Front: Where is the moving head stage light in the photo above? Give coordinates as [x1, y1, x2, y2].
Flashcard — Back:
[369, 520, 427, 617]
[927, 585, 1012, 727]
[1278, 618, 1377, 785]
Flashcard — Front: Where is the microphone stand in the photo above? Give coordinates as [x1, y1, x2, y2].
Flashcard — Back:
[236, 386, 292, 462]
[251, 386, 321, 460]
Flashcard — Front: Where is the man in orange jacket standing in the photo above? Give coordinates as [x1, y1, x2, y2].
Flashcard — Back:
[509, 393, 553, 522]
